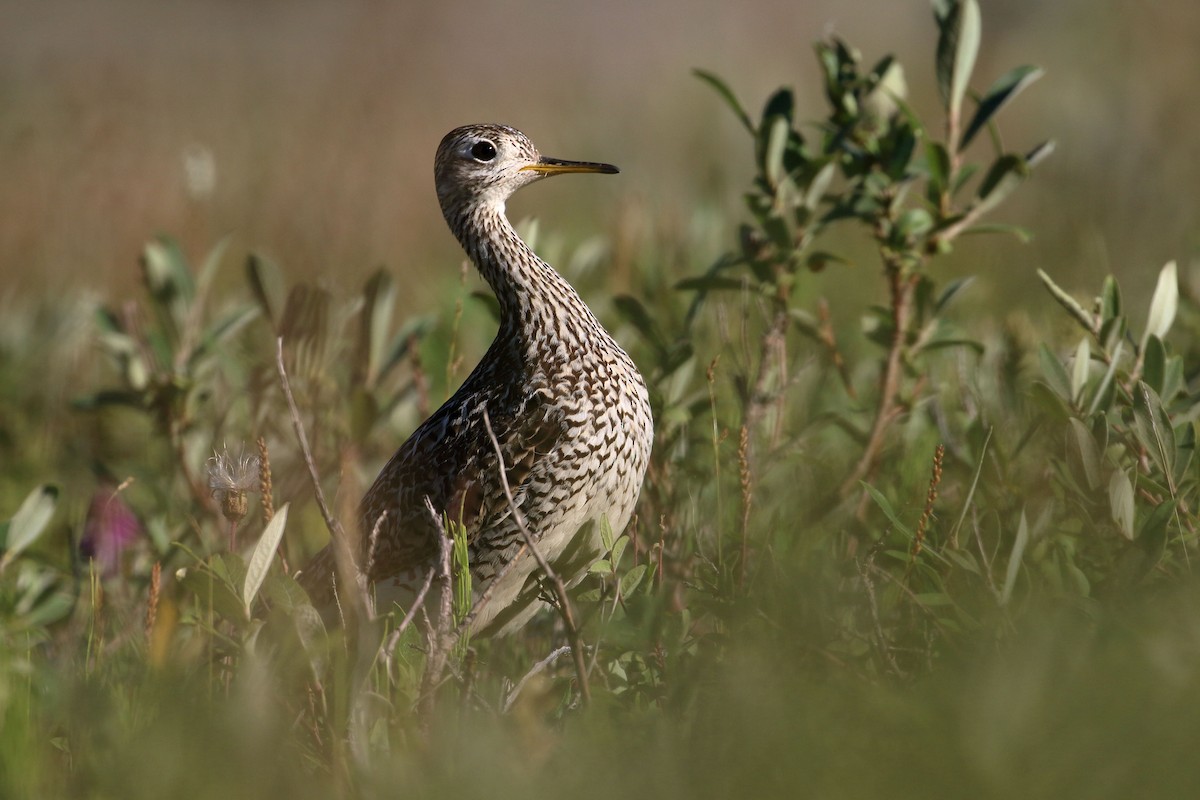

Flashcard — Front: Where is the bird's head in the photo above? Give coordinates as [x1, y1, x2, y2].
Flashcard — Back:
[434, 124, 618, 210]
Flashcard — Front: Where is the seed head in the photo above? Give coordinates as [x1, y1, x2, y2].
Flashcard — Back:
[207, 444, 260, 525]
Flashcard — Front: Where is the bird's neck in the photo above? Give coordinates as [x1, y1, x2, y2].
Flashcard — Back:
[447, 199, 605, 354]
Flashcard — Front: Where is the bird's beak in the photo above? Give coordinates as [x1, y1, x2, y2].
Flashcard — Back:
[521, 157, 619, 175]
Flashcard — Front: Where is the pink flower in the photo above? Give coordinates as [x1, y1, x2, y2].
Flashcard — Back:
[80, 484, 142, 576]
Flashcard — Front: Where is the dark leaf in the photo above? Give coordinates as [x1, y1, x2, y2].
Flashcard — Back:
[961, 65, 1044, 149]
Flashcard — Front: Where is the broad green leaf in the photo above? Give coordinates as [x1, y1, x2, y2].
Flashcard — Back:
[599, 516, 615, 553]
[1101, 275, 1121, 322]
[1000, 509, 1029, 606]
[961, 65, 1044, 149]
[896, 208, 934, 240]
[588, 559, 613, 575]
[1142, 261, 1178, 348]
[1070, 337, 1090, 404]
[693, 69, 754, 133]
[1109, 469, 1135, 540]
[620, 564, 648, 598]
[243, 503, 290, 615]
[0, 485, 59, 571]
[1068, 418, 1101, 490]
[763, 115, 790, 188]
[1037, 270, 1093, 332]
[1037, 343, 1072, 401]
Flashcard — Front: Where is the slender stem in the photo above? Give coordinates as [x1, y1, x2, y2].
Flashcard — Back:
[481, 408, 592, 707]
[274, 337, 347, 547]
[840, 258, 918, 497]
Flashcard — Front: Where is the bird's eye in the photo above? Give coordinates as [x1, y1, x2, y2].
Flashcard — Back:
[470, 140, 497, 161]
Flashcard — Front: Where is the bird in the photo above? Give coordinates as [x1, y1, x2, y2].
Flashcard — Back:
[302, 124, 653, 636]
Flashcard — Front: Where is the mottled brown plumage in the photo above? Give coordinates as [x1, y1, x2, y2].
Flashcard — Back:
[303, 124, 653, 635]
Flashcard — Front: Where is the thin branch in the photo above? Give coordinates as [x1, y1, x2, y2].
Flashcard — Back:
[383, 565, 436, 679]
[481, 407, 592, 707]
[274, 336, 346, 545]
[839, 260, 918, 497]
[416, 498, 455, 727]
[503, 646, 572, 713]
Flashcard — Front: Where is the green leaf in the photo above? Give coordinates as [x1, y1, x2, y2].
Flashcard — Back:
[862, 483, 913, 538]
[958, 223, 1032, 242]
[1068, 418, 1102, 490]
[588, 559, 613, 575]
[934, 277, 975, 314]
[1036, 270, 1093, 333]
[961, 65, 1044, 149]
[1037, 343, 1072, 401]
[598, 517, 615, 553]
[973, 153, 1028, 216]
[243, 503, 290, 615]
[934, 0, 981, 122]
[1142, 261, 1178, 348]
[926, 141, 951, 193]
[693, 69, 754, 133]
[1109, 469, 1135, 540]
[1086, 339, 1123, 417]
[896, 208, 934, 240]
[619, 564, 648, 598]
[1142, 334, 1166, 396]
[0, 485, 59, 571]
[195, 236, 232, 297]
[763, 115, 790, 188]
[1000, 509, 1029, 606]
[1070, 337, 1091, 405]
[246, 252, 286, 330]
[1132, 382, 1176, 490]
[1101, 275, 1122, 322]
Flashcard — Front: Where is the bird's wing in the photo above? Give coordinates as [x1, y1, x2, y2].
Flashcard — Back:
[358, 382, 565, 578]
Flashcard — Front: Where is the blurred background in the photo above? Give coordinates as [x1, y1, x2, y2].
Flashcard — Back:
[3, 0, 1198, 311]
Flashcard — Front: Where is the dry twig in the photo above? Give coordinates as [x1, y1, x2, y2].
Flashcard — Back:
[481, 407, 592, 707]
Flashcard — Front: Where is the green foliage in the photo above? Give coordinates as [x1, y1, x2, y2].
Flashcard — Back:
[0, 2, 1198, 797]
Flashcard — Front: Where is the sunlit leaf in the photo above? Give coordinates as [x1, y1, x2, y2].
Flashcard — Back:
[244, 503, 290, 615]
[1109, 469, 1135, 540]
[1070, 338, 1090, 405]
[1142, 261, 1178, 348]
[0, 485, 59, 571]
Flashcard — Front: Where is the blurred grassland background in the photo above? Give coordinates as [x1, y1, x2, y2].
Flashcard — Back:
[3, 0, 1198, 301]
[4, 1, 1200, 798]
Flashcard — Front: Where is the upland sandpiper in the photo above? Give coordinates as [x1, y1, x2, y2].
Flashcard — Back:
[303, 124, 653, 635]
